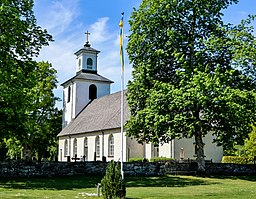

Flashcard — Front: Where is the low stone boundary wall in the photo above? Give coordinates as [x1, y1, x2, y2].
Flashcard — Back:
[0, 160, 255, 178]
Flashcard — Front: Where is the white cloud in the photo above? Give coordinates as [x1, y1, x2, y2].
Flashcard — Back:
[89, 17, 111, 44]
[36, 0, 80, 36]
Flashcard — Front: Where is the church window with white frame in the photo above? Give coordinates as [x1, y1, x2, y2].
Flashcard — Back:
[108, 134, 114, 157]
[95, 136, 100, 157]
[84, 137, 88, 160]
[64, 139, 68, 156]
[73, 138, 77, 157]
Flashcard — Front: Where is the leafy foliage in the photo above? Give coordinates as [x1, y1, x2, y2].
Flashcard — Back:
[242, 125, 256, 157]
[226, 125, 256, 157]
[126, 0, 256, 171]
[101, 161, 126, 199]
[222, 156, 254, 164]
[0, 0, 52, 139]
[0, 1, 60, 160]
[128, 157, 149, 162]
[3, 62, 62, 160]
[150, 157, 174, 162]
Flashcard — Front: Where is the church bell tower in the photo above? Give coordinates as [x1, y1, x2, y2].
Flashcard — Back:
[61, 31, 114, 128]
[75, 31, 99, 74]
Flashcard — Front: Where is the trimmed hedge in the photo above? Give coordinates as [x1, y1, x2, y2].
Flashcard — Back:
[129, 157, 174, 163]
[150, 157, 174, 162]
[128, 158, 149, 162]
[222, 156, 254, 164]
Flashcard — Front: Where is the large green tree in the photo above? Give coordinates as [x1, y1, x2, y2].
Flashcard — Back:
[23, 61, 61, 160]
[126, 0, 256, 171]
[0, 0, 52, 138]
[4, 62, 62, 161]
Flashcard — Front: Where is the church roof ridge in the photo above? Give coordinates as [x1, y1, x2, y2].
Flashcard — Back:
[58, 90, 129, 137]
[61, 72, 114, 87]
[74, 46, 100, 55]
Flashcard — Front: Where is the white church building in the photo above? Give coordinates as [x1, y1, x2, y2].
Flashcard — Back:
[57, 34, 223, 163]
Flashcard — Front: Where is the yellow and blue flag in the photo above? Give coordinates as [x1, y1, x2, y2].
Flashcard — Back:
[119, 13, 124, 73]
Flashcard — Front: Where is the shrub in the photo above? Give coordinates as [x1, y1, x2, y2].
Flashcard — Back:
[150, 157, 174, 162]
[128, 157, 148, 162]
[101, 160, 126, 199]
[222, 156, 254, 164]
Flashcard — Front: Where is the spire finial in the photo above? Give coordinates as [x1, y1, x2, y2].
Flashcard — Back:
[85, 30, 91, 47]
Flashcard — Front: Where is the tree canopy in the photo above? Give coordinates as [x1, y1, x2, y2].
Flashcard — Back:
[126, 0, 256, 171]
[0, 0, 52, 138]
[0, 1, 61, 160]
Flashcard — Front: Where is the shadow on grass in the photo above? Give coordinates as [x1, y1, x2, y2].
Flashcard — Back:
[208, 175, 256, 182]
[0, 175, 103, 190]
[2, 175, 253, 191]
[125, 175, 219, 187]
[0, 175, 219, 190]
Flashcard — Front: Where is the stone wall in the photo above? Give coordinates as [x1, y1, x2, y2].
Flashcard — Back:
[0, 160, 255, 178]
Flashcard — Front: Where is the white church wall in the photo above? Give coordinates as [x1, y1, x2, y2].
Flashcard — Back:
[59, 129, 129, 162]
[58, 136, 70, 162]
[63, 80, 111, 128]
[174, 138, 194, 161]
[63, 83, 74, 127]
[159, 141, 174, 158]
[96, 82, 111, 99]
[202, 133, 223, 162]
[174, 134, 223, 162]
[59, 131, 223, 163]
[126, 137, 144, 161]
[114, 129, 127, 162]
[145, 143, 152, 160]
[58, 137, 65, 161]
[72, 82, 77, 119]
[75, 80, 111, 118]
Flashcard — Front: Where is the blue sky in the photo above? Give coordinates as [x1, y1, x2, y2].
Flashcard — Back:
[33, 0, 256, 109]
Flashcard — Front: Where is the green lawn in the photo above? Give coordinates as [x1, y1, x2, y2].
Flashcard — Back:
[0, 175, 255, 199]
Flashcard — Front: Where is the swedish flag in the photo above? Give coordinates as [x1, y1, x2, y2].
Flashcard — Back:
[119, 13, 124, 73]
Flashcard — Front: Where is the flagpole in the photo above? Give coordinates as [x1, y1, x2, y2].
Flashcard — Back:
[119, 12, 125, 180]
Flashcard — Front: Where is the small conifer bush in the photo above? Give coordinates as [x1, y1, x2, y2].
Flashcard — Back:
[101, 160, 126, 199]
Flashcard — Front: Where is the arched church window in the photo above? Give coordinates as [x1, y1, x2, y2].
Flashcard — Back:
[89, 84, 97, 100]
[108, 134, 114, 157]
[67, 86, 71, 103]
[95, 136, 100, 157]
[64, 139, 68, 156]
[84, 137, 88, 161]
[73, 138, 77, 157]
[87, 58, 93, 69]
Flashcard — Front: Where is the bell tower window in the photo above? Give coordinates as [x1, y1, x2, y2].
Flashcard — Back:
[87, 58, 93, 69]
[67, 86, 71, 103]
[89, 84, 97, 100]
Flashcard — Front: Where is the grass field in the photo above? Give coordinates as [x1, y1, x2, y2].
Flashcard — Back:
[0, 175, 255, 198]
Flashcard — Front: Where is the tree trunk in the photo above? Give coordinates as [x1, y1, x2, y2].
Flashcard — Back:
[23, 145, 32, 161]
[195, 132, 206, 173]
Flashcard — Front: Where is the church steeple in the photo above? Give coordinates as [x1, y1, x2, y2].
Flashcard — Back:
[75, 31, 100, 74]
[61, 32, 113, 127]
